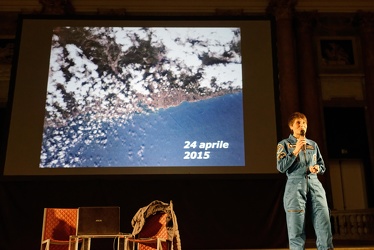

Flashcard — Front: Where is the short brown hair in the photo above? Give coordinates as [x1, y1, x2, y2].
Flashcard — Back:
[288, 112, 307, 128]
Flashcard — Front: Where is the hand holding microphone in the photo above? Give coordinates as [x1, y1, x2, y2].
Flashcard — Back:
[300, 129, 306, 151]
[293, 130, 306, 156]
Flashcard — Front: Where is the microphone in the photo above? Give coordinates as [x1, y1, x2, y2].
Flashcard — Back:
[300, 129, 306, 151]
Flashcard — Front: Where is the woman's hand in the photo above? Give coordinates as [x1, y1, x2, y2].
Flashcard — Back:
[309, 165, 319, 174]
[293, 138, 306, 156]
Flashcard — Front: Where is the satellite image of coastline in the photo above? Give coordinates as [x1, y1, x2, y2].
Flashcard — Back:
[40, 26, 245, 168]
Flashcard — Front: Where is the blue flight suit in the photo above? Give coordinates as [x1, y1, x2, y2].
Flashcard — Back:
[277, 134, 333, 250]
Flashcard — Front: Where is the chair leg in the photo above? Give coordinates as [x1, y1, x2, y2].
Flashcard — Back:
[157, 238, 162, 250]
[45, 240, 50, 250]
[124, 237, 129, 250]
[124, 237, 135, 250]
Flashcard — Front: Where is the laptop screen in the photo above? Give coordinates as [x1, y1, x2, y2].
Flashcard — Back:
[77, 206, 120, 235]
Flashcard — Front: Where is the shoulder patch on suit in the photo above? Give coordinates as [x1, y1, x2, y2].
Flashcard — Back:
[277, 144, 284, 153]
[277, 152, 286, 160]
[277, 144, 286, 160]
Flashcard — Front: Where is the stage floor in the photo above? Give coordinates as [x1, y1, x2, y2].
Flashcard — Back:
[203, 242, 374, 250]
[274, 248, 374, 250]
[248, 243, 374, 250]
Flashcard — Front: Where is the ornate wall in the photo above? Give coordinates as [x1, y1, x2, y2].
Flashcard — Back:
[1, 1, 374, 249]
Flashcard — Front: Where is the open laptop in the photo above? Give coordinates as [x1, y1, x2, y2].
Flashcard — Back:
[77, 206, 120, 235]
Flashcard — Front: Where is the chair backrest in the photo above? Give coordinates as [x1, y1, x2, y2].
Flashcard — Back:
[41, 208, 78, 242]
[131, 200, 173, 237]
[138, 212, 168, 239]
[131, 200, 178, 250]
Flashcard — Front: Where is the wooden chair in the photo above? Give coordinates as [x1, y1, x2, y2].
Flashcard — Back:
[125, 200, 181, 250]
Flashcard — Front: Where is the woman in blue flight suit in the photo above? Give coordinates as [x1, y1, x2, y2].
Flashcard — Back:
[276, 112, 333, 250]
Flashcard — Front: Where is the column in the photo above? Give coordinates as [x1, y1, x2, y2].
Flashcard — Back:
[295, 11, 333, 202]
[295, 12, 326, 153]
[356, 11, 374, 205]
[267, 0, 299, 137]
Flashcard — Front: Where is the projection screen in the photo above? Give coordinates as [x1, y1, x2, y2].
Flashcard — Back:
[2, 16, 279, 176]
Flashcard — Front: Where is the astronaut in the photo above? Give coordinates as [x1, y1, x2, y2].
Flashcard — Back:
[276, 112, 333, 250]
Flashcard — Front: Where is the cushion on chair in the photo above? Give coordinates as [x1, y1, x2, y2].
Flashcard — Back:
[138, 213, 169, 250]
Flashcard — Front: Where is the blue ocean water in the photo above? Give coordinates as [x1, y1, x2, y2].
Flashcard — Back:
[41, 92, 245, 167]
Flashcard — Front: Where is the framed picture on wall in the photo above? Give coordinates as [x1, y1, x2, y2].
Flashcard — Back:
[317, 36, 361, 74]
